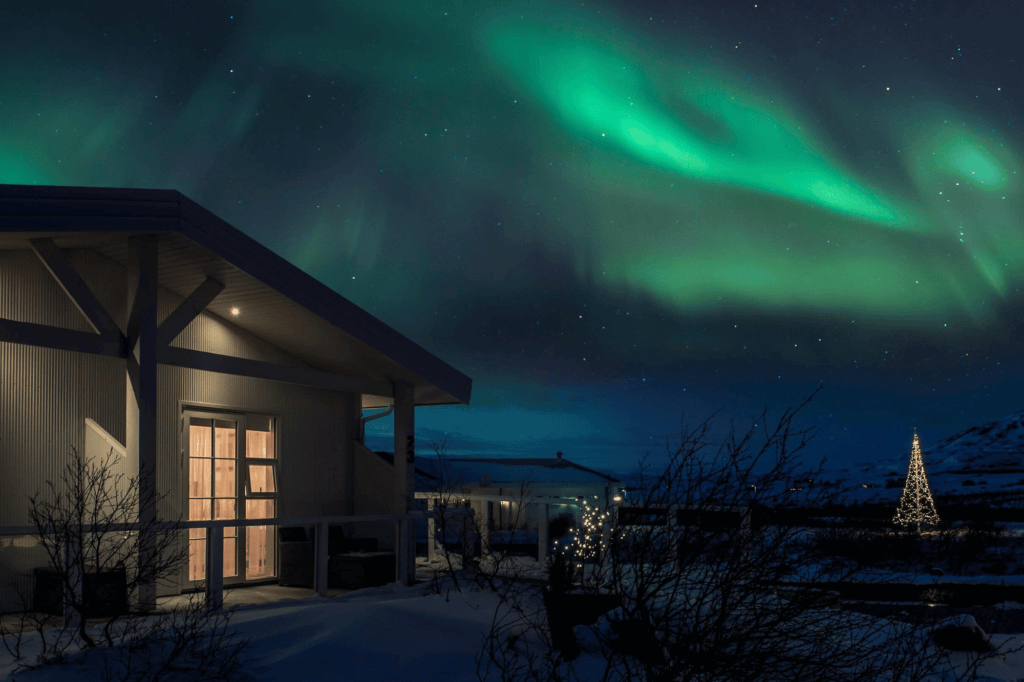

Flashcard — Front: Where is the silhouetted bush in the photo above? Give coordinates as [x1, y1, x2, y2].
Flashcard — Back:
[548, 512, 576, 539]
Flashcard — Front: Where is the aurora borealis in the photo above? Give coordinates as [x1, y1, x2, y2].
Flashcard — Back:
[2, 1, 1022, 476]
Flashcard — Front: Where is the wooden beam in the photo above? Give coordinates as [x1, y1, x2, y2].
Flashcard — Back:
[156, 278, 225, 347]
[393, 382, 415, 586]
[128, 235, 158, 612]
[28, 237, 123, 339]
[157, 345, 395, 397]
[126, 280, 143, 354]
[0, 317, 127, 357]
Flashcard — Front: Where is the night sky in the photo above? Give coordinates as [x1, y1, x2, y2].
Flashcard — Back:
[3, 1, 1022, 477]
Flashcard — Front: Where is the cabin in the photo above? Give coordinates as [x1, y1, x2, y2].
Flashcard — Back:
[0, 184, 472, 612]
[408, 451, 626, 562]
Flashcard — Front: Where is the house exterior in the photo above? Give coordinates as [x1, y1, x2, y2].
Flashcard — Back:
[0, 184, 471, 612]
[413, 451, 626, 538]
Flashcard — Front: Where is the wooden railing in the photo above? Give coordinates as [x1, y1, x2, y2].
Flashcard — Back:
[0, 508, 474, 626]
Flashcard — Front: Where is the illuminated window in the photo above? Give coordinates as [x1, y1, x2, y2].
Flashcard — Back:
[186, 413, 278, 583]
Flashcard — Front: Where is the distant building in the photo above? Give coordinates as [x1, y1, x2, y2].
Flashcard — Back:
[410, 451, 627, 532]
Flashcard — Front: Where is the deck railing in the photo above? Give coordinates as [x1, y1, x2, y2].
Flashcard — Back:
[0, 508, 474, 626]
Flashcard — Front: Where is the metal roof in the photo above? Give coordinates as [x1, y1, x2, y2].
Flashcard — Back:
[0, 184, 471, 407]
[412, 454, 621, 485]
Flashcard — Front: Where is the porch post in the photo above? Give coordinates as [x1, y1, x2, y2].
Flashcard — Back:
[314, 522, 329, 598]
[393, 382, 415, 585]
[427, 497, 436, 563]
[461, 500, 473, 563]
[601, 505, 612, 572]
[205, 525, 224, 609]
[481, 501, 491, 559]
[127, 235, 158, 612]
[537, 501, 549, 565]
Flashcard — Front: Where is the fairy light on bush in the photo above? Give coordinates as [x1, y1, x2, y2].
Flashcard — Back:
[893, 428, 941, 533]
[566, 498, 611, 575]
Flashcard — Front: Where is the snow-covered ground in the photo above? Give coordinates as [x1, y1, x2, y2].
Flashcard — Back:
[5, 556, 1024, 681]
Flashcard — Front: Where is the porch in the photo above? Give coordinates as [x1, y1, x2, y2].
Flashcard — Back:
[0, 508, 474, 633]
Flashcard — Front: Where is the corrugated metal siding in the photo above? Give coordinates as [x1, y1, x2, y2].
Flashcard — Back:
[0, 250, 127, 522]
[352, 442, 396, 551]
[0, 250, 127, 612]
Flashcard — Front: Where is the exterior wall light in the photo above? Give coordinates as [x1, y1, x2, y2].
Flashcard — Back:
[230, 307, 241, 316]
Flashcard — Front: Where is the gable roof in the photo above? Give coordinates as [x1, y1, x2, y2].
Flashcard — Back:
[413, 454, 621, 487]
[0, 184, 471, 407]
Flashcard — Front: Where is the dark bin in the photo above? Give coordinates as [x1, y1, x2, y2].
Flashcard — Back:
[33, 565, 128, 619]
[328, 552, 395, 589]
[278, 526, 313, 587]
[328, 527, 378, 555]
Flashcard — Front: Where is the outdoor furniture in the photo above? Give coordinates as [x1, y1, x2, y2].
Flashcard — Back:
[33, 565, 128, 618]
[278, 526, 314, 587]
[328, 529, 378, 555]
[279, 526, 385, 588]
[328, 551, 396, 589]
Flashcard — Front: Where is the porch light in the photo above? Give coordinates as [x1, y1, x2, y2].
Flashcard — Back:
[230, 307, 240, 316]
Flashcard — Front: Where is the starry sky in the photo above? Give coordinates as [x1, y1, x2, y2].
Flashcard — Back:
[2, 0, 1022, 478]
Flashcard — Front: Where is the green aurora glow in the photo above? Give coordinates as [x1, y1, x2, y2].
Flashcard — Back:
[2, 0, 1024, 468]
[1, 0, 1021, 339]
[471, 5, 1022, 323]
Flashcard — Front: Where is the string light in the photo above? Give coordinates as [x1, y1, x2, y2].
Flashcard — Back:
[559, 498, 611, 585]
[893, 428, 941, 533]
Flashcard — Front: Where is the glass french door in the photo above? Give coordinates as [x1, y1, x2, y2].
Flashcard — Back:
[186, 412, 278, 585]
[243, 416, 277, 581]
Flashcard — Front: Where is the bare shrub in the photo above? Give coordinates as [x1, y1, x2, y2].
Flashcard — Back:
[1, 445, 251, 681]
[473, 386, 1021, 681]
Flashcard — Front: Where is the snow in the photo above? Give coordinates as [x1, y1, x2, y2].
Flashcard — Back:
[5, 559, 1024, 681]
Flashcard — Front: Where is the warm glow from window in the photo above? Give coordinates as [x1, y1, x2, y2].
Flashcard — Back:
[230, 306, 240, 316]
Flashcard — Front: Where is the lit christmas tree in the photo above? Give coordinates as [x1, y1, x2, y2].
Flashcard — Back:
[893, 428, 941, 533]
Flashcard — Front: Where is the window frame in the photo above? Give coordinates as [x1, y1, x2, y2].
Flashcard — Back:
[180, 405, 280, 588]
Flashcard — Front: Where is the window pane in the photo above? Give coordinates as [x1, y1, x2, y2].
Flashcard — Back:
[189, 539, 206, 580]
[215, 499, 235, 521]
[189, 499, 210, 539]
[245, 499, 275, 580]
[189, 459, 211, 498]
[189, 424, 211, 458]
[246, 525, 276, 580]
[214, 424, 236, 459]
[248, 465, 276, 494]
[246, 499, 274, 520]
[223, 537, 237, 577]
[245, 430, 274, 459]
[215, 500, 237, 540]
[214, 459, 236, 497]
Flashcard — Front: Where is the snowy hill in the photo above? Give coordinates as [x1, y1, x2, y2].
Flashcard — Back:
[823, 411, 1024, 502]
[851, 410, 1024, 478]
[921, 412, 1024, 474]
